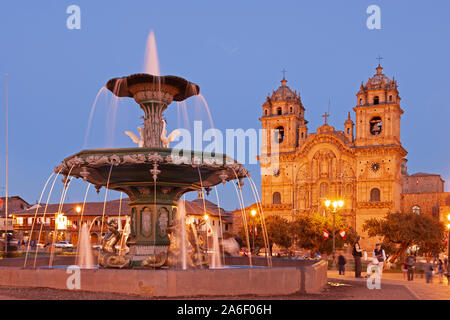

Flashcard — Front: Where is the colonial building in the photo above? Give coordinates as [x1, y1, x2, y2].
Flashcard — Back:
[258, 64, 450, 248]
[11, 196, 232, 246]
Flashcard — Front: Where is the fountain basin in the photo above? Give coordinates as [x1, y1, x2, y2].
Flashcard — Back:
[0, 259, 327, 296]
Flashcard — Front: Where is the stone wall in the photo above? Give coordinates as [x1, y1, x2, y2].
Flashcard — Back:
[400, 192, 450, 219]
[402, 175, 444, 194]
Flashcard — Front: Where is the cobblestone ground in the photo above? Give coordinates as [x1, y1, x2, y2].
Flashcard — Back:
[328, 270, 450, 300]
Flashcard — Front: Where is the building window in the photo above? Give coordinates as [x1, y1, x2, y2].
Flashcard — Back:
[359, 98, 363, 105]
[273, 192, 281, 204]
[320, 183, 329, 198]
[370, 188, 380, 202]
[370, 116, 382, 135]
[264, 110, 268, 116]
[347, 128, 350, 134]
[373, 96, 379, 105]
[412, 205, 421, 215]
[389, 95, 392, 102]
[290, 107, 293, 113]
[275, 126, 284, 143]
[277, 107, 282, 115]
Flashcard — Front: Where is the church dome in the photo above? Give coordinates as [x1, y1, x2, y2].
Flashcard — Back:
[362, 65, 397, 90]
[270, 78, 301, 102]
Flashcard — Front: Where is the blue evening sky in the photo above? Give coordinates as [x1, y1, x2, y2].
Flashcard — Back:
[0, 0, 449, 210]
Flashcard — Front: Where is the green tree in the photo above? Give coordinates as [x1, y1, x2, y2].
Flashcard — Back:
[362, 212, 446, 263]
[290, 214, 356, 256]
[238, 214, 292, 255]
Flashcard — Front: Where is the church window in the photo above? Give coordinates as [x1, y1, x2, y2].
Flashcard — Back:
[290, 107, 293, 113]
[273, 192, 281, 204]
[277, 107, 282, 115]
[275, 126, 284, 143]
[320, 183, 329, 198]
[359, 98, 363, 105]
[370, 116, 382, 135]
[347, 128, 350, 134]
[373, 96, 379, 105]
[412, 205, 421, 215]
[265, 110, 268, 116]
[389, 95, 392, 102]
[370, 188, 380, 202]
[301, 132, 304, 139]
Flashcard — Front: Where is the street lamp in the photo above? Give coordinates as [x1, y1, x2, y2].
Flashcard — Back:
[250, 209, 257, 254]
[75, 206, 82, 214]
[324, 199, 344, 270]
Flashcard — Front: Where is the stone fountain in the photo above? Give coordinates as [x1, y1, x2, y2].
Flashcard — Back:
[55, 73, 248, 268]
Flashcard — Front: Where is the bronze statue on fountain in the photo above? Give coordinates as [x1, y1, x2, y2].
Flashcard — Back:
[55, 73, 248, 268]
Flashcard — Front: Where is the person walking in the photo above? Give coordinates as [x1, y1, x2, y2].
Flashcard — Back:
[373, 243, 386, 277]
[401, 261, 408, 280]
[425, 260, 434, 284]
[338, 251, 347, 275]
[405, 253, 416, 281]
[436, 259, 445, 284]
[352, 236, 363, 278]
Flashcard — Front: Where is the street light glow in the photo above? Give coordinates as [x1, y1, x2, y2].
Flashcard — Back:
[203, 214, 209, 221]
[338, 200, 344, 208]
[75, 205, 82, 213]
[251, 209, 257, 217]
[324, 200, 331, 208]
[447, 213, 450, 221]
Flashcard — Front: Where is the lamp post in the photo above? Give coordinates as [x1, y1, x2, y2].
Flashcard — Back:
[250, 209, 257, 254]
[324, 199, 344, 270]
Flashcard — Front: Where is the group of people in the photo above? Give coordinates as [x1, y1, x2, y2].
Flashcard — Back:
[337, 236, 449, 284]
[337, 236, 385, 278]
[401, 254, 447, 283]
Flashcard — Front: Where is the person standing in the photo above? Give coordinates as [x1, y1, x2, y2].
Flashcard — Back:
[352, 236, 363, 278]
[338, 251, 347, 275]
[405, 253, 416, 281]
[425, 260, 434, 284]
[373, 243, 386, 276]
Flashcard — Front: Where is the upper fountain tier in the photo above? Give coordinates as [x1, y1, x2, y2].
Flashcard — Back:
[106, 74, 199, 148]
[106, 73, 200, 105]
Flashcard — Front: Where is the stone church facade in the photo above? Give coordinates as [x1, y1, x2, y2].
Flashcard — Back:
[258, 64, 450, 249]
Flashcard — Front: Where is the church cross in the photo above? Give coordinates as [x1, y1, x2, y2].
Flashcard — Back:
[281, 68, 287, 79]
[322, 112, 330, 125]
[376, 55, 383, 66]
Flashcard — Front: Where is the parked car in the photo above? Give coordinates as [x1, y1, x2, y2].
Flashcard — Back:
[54, 241, 73, 248]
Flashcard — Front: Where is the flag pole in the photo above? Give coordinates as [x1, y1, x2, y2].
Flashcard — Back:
[4, 74, 8, 255]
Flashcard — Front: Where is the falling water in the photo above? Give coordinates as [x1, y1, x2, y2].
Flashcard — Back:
[143, 30, 160, 75]
[32, 171, 62, 268]
[99, 164, 115, 243]
[196, 94, 215, 130]
[211, 230, 222, 268]
[23, 172, 54, 268]
[77, 223, 94, 269]
[75, 183, 91, 263]
[83, 86, 108, 149]
[49, 166, 75, 268]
